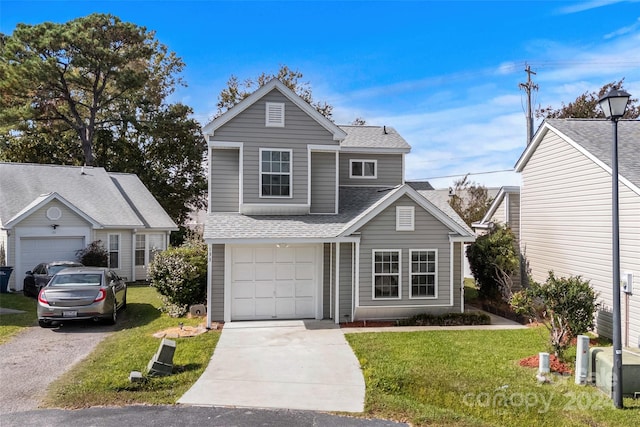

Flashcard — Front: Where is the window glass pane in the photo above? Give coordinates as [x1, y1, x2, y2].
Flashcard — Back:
[271, 151, 280, 161]
[262, 161, 271, 172]
[351, 162, 362, 176]
[282, 162, 290, 173]
[281, 151, 290, 162]
[262, 151, 270, 161]
[364, 162, 376, 176]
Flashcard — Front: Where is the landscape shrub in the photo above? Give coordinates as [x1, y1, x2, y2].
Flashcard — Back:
[148, 238, 207, 317]
[76, 240, 108, 266]
[397, 312, 491, 326]
[511, 271, 600, 358]
[466, 224, 519, 300]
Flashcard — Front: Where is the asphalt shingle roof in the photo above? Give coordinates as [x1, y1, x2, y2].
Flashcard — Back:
[338, 125, 411, 150]
[0, 163, 176, 229]
[204, 185, 473, 241]
[546, 119, 640, 188]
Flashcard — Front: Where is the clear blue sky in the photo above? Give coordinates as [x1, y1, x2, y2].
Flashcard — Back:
[2, 0, 639, 188]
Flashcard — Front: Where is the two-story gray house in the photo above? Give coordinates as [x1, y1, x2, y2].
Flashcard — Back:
[202, 79, 475, 325]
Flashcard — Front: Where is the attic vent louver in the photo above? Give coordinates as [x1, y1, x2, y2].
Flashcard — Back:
[396, 206, 415, 231]
[266, 102, 285, 127]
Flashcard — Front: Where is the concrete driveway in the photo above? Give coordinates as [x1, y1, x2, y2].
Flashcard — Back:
[178, 320, 365, 412]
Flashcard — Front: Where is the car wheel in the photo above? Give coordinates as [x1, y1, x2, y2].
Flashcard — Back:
[107, 305, 117, 325]
[38, 320, 54, 328]
[23, 288, 30, 297]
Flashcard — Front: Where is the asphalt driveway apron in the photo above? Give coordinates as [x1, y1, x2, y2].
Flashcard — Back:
[178, 320, 365, 412]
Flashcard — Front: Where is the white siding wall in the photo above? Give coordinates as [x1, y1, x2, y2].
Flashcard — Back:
[521, 130, 640, 345]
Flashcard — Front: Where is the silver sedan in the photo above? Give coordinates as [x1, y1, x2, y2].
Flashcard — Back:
[37, 267, 127, 327]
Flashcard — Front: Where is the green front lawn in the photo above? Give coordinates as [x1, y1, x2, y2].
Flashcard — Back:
[0, 291, 38, 344]
[346, 329, 640, 427]
[42, 285, 219, 408]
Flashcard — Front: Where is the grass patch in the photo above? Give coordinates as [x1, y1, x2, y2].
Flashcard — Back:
[464, 278, 479, 305]
[42, 285, 219, 408]
[346, 328, 640, 427]
[0, 292, 37, 344]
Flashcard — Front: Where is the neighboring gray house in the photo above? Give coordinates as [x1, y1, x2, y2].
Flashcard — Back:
[202, 79, 475, 325]
[515, 119, 640, 348]
[0, 163, 178, 290]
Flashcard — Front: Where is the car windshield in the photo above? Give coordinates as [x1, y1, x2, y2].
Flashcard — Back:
[49, 274, 102, 287]
[48, 265, 78, 276]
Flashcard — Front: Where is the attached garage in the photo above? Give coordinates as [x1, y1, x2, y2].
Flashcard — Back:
[18, 236, 85, 290]
[229, 244, 322, 321]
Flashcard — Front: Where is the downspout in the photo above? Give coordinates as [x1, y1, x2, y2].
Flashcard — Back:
[354, 239, 360, 321]
[460, 242, 465, 313]
[206, 244, 213, 329]
[335, 243, 340, 324]
[450, 240, 454, 307]
[351, 243, 355, 322]
[329, 243, 333, 320]
[131, 229, 137, 282]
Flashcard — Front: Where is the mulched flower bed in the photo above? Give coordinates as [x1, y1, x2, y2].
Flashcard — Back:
[519, 353, 573, 375]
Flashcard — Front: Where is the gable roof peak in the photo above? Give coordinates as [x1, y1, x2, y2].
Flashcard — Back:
[202, 78, 347, 141]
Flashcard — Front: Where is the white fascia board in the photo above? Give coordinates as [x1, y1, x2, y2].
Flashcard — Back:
[449, 234, 476, 243]
[5, 192, 103, 229]
[514, 121, 550, 172]
[202, 79, 347, 141]
[339, 147, 411, 154]
[209, 140, 244, 149]
[480, 185, 519, 224]
[204, 236, 361, 245]
[308, 144, 340, 152]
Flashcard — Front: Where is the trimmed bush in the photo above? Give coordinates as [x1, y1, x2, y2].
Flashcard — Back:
[466, 224, 519, 300]
[76, 240, 108, 266]
[397, 312, 491, 327]
[511, 271, 600, 358]
[148, 240, 207, 317]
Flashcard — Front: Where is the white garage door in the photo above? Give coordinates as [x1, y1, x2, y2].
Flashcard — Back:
[20, 236, 85, 276]
[231, 245, 319, 321]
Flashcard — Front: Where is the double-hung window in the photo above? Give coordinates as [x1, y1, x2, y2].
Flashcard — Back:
[108, 234, 120, 269]
[350, 159, 377, 179]
[135, 235, 146, 266]
[260, 149, 291, 197]
[410, 250, 437, 298]
[373, 250, 401, 299]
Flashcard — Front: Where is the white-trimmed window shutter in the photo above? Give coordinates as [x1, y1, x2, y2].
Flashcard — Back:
[266, 102, 285, 127]
[396, 206, 415, 231]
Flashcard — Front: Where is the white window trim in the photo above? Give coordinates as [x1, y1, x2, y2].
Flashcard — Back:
[349, 159, 377, 179]
[396, 206, 415, 231]
[107, 233, 121, 269]
[409, 249, 438, 299]
[265, 102, 285, 127]
[372, 249, 402, 300]
[259, 148, 293, 199]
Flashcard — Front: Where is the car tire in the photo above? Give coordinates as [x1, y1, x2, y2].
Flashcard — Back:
[23, 288, 30, 297]
[38, 320, 54, 328]
[107, 305, 117, 325]
[121, 294, 127, 310]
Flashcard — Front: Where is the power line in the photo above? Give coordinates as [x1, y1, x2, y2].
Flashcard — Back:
[415, 168, 515, 181]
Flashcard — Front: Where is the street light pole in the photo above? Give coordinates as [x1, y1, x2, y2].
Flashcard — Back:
[598, 88, 630, 410]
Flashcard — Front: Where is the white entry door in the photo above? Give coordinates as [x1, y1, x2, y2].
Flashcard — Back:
[230, 244, 320, 320]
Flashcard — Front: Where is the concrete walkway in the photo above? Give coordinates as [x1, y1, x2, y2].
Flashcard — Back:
[178, 320, 365, 413]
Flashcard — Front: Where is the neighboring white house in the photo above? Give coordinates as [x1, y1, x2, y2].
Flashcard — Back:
[201, 79, 476, 326]
[0, 163, 178, 290]
[514, 119, 640, 348]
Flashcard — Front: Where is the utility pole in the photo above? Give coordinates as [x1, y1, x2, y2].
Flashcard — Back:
[519, 64, 539, 145]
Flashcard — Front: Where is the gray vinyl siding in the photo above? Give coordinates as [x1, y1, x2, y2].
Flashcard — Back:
[310, 152, 336, 214]
[338, 242, 353, 322]
[210, 244, 225, 321]
[339, 154, 403, 187]
[508, 193, 520, 237]
[211, 89, 338, 206]
[357, 195, 452, 308]
[323, 243, 332, 319]
[520, 129, 640, 343]
[210, 148, 240, 212]
[489, 193, 522, 289]
[94, 230, 133, 280]
[18, 200, 90, 228]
